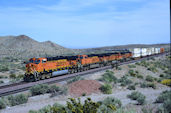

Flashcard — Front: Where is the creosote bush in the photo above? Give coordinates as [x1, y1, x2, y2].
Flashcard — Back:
[140, 82, 156, 89]
[146, 75, 154, 82]
[128, 65, 136, 68]
[99, 70, 117, 83]
[0, 99, 6, 109]
[30, 84, 49, 96]
[127, 91, 146, 105]
[98, 97, 121, 113]
[155, 90, 171, 113]
[155, 90, 171, 103]
[7, 94, 28, 106]
[9, 74, 16, 79]
[30, 84, 68, 97]
[100, 84, 112, 94]
[127, 85, 136, 90]
[118, 76, 132, 86]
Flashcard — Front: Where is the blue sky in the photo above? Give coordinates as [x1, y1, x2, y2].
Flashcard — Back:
[0, 0, 170, 49]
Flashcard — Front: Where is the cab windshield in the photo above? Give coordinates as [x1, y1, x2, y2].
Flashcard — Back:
[29, 60, 34, 63]
[29, 59, 41, 64]
[35, 60, 40, 64]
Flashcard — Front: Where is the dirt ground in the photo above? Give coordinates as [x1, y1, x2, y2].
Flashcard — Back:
[0, 55, 170, 113]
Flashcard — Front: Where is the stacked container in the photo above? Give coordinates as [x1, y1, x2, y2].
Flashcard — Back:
[147, 48, 152, 56]
[151, 48, 155, 55]
[141, 48, 147, 56]
[132, 48, 141, 58]
[155, 48, 160, 54]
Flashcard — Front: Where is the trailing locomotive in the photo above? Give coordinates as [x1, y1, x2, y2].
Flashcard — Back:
[24, 48, 164, 82]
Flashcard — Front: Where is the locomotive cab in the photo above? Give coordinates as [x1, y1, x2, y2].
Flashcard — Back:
[25, 58, 47, 81]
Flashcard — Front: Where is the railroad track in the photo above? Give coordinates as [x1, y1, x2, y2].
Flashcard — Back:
[0, 52, 168, 97]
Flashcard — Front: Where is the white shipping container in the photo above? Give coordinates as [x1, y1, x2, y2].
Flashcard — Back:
[132, 48, 141, 58]
[151, 48, 155, 55]
[141, 48, 147, 56]
[156, 48, 160, 54]
[147, 48, 152, 55]
[133, 53, 141, 58]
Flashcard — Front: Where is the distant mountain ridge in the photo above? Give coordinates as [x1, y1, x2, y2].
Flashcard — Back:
[0, 35, 170, 59]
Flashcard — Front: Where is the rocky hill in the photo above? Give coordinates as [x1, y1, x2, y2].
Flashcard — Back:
[0, 35, 75, 59]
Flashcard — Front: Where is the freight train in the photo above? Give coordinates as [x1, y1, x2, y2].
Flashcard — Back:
[24, 48, 164, 82]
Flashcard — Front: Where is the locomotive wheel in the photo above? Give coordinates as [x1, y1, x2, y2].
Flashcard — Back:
[45, 73, 51, 79]
[33, 72, 40, 82]
[74, 69, 78, 73]
[70, 69, 74, 74]
[41, 75, 45, 80]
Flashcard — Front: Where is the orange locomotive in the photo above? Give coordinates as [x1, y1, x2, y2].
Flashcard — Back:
[24, 51, 132, 82]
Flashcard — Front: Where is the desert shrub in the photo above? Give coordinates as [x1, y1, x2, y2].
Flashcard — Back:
[82, 93, 86, 96]
[140, 82, 148, 88]
[118, 76, 132, 86]
[30, 84, 49, 96]
[146, 75, 154, 82]
[100, 97, 122, 108]
[60, 86, 68, 95]
[0, 99, 6, 109]
[17, 74, 24, 79]
[127, 85, 136, 90]
[141, 107, 153, 113]
[9, 74, 16, 79]
[50, 86, 68, 97]
[0, 66, 9, 72]
[160, 74, 164, 77]
[98, 97, 121, 112]
[128, 65, 136, 68]
[161, 79, 171, 86]
[99, 71, 117, 83]
[48, 85, 60, 93]
[128, 69, 136, 77]
[135, 62, 140, 65]
[0, 75, 7, 79]
[156, 90, 171, 113]
[114, 108, 136, 113]
[135, 70, 139, 74]
[140, 82, 156, 89]
[155, 90, 171, 103]
[63, 98, 100, 113]
[117, 67, 122, 70]
[147, 83, 156, 89]
[137, 74, 143, 79]
[100, 84, 112, 94]
[147, 66, 158, 73]
[163, 99, 171, 113]
[67, 76, 84, 84]
[7, 94, 28, 106]
[134, 82, 139, 86]
[127, 91, 146, 105]
[0, 80, 4, 84]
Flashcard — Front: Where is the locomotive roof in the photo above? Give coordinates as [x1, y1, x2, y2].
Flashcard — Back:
[88, 52, 119, 57]
[46, 55, 78, 61]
